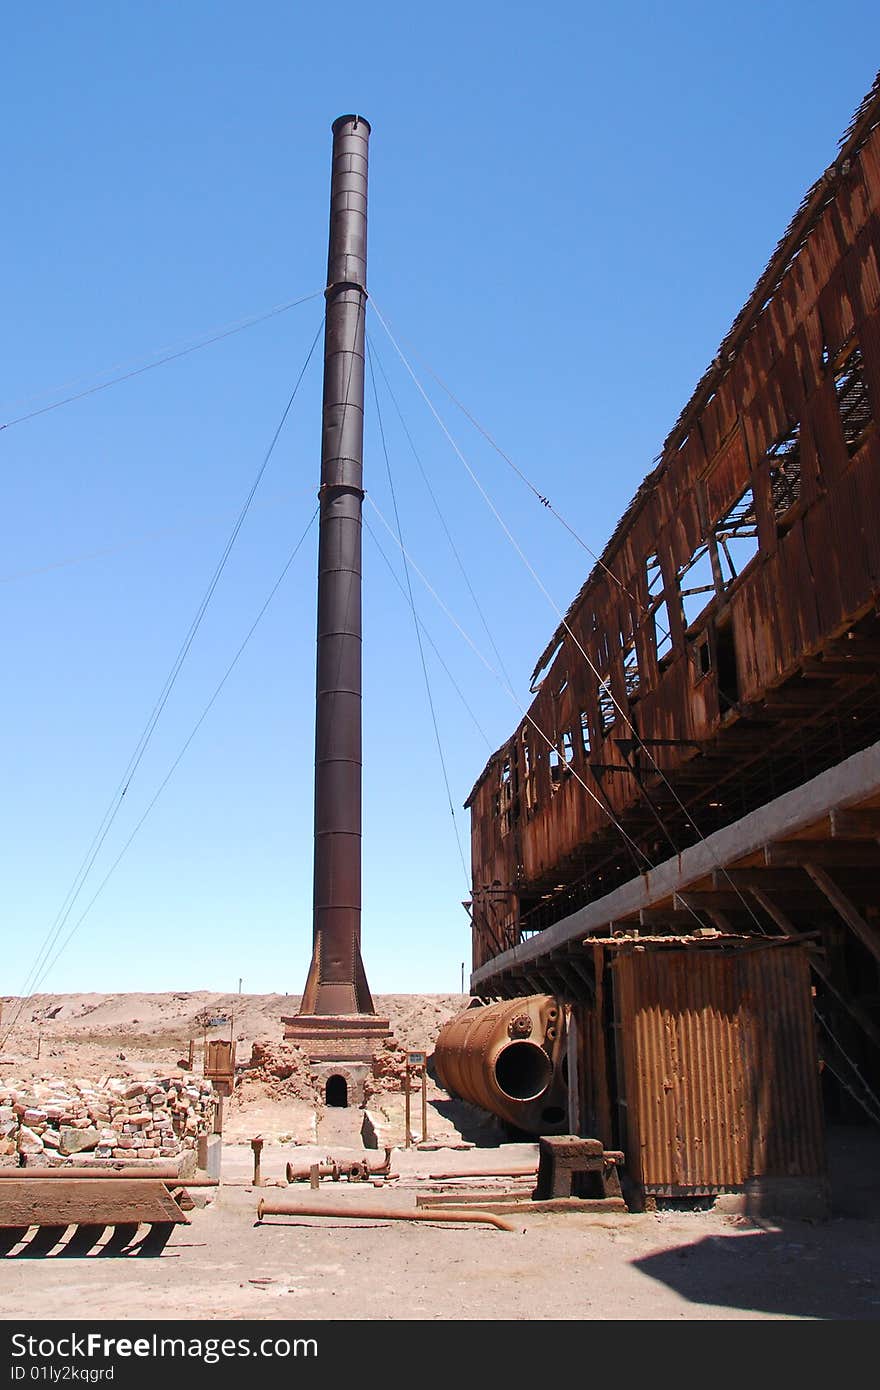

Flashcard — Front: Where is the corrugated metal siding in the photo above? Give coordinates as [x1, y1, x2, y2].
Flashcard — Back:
[612, 945, 825, 1193]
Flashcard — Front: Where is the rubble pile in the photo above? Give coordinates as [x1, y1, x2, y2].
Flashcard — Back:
[0, 1074, 215, 1164]
[365, 1037, 424, 1099]
[236, 1040, 321, 1105]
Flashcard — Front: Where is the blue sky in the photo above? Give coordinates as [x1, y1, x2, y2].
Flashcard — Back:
[3, 4, 879, 997]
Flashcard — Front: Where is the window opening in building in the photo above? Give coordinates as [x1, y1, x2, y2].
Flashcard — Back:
[834, 345, 873, 457]
[714, 485, 760, 582]
[678, 543, 717, 629]
[767, 423, 802, 520]
[622, 637, 640, 698]
[693, 632, 712, 679]
[597, 678, 616, 733]
[646, 553, 673, 662]
[522, 726, 537, 815]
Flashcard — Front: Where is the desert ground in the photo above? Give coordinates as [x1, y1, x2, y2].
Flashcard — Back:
[0, 991, 878, 1324]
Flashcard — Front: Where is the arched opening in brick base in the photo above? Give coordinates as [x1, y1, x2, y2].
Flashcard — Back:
[325, 1074, 348, 1108]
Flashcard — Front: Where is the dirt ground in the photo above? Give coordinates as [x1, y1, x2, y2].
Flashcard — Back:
[1, 992, 879, 1323]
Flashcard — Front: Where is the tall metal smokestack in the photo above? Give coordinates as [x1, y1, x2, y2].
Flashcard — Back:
[299, 114, 375, 1018]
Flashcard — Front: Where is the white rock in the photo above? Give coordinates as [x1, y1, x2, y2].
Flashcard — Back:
[17, 1126, 44, 1154]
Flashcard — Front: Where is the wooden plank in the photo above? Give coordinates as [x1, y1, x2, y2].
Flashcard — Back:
[802, 864, 880, 964]
[0, 1179, 190, 1229]
[765, 840, 880, 868]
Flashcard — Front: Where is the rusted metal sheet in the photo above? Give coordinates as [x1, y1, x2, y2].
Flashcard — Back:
[204, 1038, 236, 1085]
[610, 944, 825, 1194]
[467, 72, 880, 968]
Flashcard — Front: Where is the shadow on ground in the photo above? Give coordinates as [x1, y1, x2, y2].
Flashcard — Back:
[632, 1123, 880, 1320]
[0, 1222, 177, 1258]
[632, 1227, 879, 1319]
[430, 1096, 508, 1145]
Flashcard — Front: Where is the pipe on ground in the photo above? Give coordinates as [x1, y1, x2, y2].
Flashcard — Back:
[256, 1199, 515, 1231]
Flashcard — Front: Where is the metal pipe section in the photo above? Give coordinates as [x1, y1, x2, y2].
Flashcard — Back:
[426, 1167, 537, 1181]
[286, 1146, 392, 1184]
[432, 995, 569, 1134]
[256, 1199, 515, 1231]
[300, 114, 375, 1018]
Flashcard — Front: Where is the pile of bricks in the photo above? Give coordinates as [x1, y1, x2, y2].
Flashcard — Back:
[0, 1074, 215, 1164]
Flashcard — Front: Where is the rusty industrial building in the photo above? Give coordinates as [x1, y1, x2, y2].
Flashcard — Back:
[462, 73, 880, 1206]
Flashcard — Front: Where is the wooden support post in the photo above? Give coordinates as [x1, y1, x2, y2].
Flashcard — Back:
[591, 943, 613, 1149]
[404, 1060, 411, 1149]
[566, 1007, 581, 1137]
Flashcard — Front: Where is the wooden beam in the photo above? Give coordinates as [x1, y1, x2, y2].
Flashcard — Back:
[826, 636, 880, 660]
[749, 887, 804, 936]
[532, 969, 560, 996]
[638, 906, 695, 927]
[830, 808, 880, 840]
[720, 865, 880, 895]
[765, 840, 880, 868]
[763, 686, 834, 708]
[716, 867, 821, 890]
[553, 962, 589, 1000]
[802, 864, 880, 964]
[562, 955, 595, 991]
[0, 1179, 189, 1230]
[675, 890, 756, 911]
[802, 658, 879, 677]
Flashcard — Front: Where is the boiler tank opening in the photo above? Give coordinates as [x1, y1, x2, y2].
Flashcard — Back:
[493, 1041, 553, 1101]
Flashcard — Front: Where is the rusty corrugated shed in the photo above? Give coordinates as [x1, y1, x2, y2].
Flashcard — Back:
[611, 944, 825, 1193]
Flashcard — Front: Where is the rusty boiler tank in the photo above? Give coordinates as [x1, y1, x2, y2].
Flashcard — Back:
[432, 995, 569, 1134]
